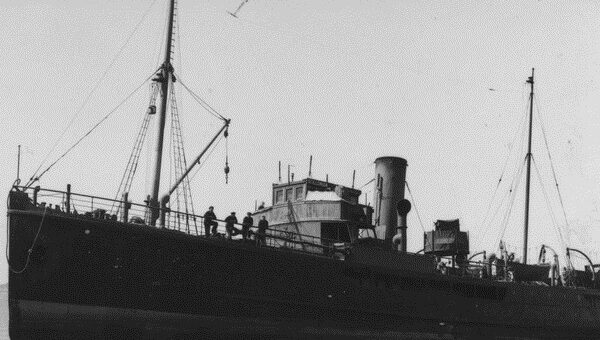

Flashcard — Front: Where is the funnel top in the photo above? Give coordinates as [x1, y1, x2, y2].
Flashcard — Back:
[374, 156, 407, 166]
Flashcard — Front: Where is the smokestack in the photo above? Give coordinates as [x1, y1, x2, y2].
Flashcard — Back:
[372, 157, 407, 244]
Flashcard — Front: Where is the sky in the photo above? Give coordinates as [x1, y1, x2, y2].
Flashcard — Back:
[1, 0, 600, 283]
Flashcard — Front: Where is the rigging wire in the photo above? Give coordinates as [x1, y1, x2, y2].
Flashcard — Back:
[174, 0, 183, 74]
[188, 134, 225, 183]
[479, 103, 529, 230]
[6, 204, 48, 274]
[30, 0, 159, 183]
[478, 94, 531, 249]
[177, 77, 227, 121]
[531, 155, 567, 249]
[405, 181, 426, 233]
[495, 156, 527, 247]
[360, 178, 375, 189]
[27, 71, 159, 186]
[111, 83, 160, 214]
[534, 96, 570, 229]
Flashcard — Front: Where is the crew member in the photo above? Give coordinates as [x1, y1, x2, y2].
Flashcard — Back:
[257, 215, 268, 246]
[242, 212, 253, 240]
[224, 212, 238, 239]
[203, 206, 218, 236]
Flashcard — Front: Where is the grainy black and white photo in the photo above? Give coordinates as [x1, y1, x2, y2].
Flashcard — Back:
[2, 0, 600, 338]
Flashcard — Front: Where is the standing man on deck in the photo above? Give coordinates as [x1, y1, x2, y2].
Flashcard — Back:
[242, 212, 253, 240]
[257, 215, 268, 246]
[203, 206, 218, 236]
[224, 212, 238, 239]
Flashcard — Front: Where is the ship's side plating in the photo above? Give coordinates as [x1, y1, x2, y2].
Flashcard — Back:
[8, 191, 600, 339]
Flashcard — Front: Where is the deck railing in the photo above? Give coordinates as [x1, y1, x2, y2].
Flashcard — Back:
[12, 185, 549, 284]
[12, 185, 346, 256]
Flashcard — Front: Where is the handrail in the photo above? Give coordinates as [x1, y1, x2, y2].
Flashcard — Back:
[11, 185, 347, 248]
[566, 247, 596, 282]
[468, 250, 486, 261]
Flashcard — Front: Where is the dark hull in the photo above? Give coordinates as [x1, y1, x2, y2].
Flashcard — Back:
[8, 202, 600, 339]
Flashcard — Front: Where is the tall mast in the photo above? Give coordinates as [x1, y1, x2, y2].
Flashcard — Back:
[523, 68, 535, 264]
[149, 0, 176, 225]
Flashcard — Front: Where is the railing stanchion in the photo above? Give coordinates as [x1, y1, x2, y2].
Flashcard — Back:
[122, 192, 130, 223]
[33, 186, 40, 206]
[66, 184, 71, 214]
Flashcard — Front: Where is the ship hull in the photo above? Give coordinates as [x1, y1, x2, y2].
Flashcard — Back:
[8, 198, 600, 339]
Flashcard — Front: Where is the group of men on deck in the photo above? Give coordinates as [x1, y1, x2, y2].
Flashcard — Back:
[202, 206, 268, 245]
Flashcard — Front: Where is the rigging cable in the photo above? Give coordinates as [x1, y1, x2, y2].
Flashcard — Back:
[534, 96, 570, 229]
[479, 100, 530, 249]
[188, 133, 225, 183]
[224, 127, 230, 184]
[405, 181, 426, 233]
[6, 203, 48, 274]
[111, 84, 160, 214]
[479, 104, 529, 231]
[177, 77, 227, 121]
[496, 156, 527, 247]
[28, 71, 159, 186]
[531, 155, 567, 249]
[360, 178, 375, 189]
[29, 0, 159, 184]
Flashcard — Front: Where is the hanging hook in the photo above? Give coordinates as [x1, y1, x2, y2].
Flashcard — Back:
[224, 127, 230, 184]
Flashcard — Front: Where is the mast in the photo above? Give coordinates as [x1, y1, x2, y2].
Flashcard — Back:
[523, 68, 534, 264]
[149, 0, 176, 226]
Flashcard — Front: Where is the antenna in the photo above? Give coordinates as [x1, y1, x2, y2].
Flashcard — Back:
[287, 164, 291, 183]
[16, 145, 21, 185]
[308, 155, 313, 178]
[352, 170, 356, 188]
[278, 161, 281, 182]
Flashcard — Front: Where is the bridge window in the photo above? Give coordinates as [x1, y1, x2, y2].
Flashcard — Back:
[275, 190, 283, 204]
[295, 187, 303, 200]
[286, 188, 293, 201]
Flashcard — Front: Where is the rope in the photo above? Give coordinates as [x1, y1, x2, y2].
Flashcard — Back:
[531, 156, 567, 249]
[479, 106, 529, 229]
[6, 206, 49, 274]
[28, 71, 159, 186]
[30, 0, 159, 183]
[481, 93, 531, 249]
[535, 96, 570, 228]
[496, 156, 527, 246]
[177, 76, 227, 121]
[360, 178, 375, 189]
[188, 134, 225, 182]
[481, 133, 528, 249]
[405, 181, 426, 233]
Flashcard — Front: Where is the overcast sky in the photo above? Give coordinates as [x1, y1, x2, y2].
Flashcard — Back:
[2, 0, 600, 282]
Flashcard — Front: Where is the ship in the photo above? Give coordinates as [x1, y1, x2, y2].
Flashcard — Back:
[7, 1, 600, 339]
